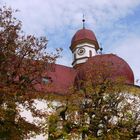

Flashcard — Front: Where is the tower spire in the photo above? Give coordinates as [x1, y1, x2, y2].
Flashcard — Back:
[82, 14, 85, 29]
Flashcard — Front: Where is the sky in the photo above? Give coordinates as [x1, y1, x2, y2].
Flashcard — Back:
[1, 0, 140, 85]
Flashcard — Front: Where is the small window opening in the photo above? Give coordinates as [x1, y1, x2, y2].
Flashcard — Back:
[89, 50, 92, 57]
[42, 77, 52, 84]
[74, 53, 76, 60]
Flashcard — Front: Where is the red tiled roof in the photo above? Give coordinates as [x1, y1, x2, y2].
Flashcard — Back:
[40, 64, 77, 94]
[70, 28, 99, 51]
[36, 54, 134, 94]
[75, 54, 134, 86]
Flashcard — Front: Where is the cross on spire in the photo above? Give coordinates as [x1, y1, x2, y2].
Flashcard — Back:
[82, 14, 85, 29]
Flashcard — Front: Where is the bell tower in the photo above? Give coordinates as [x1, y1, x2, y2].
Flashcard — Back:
[70, 18, 100, 68]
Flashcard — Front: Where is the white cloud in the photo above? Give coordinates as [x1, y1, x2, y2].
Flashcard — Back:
[2, 0, 140, 35]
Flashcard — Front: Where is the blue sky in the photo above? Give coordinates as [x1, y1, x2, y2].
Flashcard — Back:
[1, 0, 140, 85]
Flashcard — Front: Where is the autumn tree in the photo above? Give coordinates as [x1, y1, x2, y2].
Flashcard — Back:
[47, 60, 140, 140]
[0, 6, 61, 140]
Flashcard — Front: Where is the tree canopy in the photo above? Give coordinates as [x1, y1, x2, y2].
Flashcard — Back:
[47, 68, 140, 140]
[0, 6, 61, 139]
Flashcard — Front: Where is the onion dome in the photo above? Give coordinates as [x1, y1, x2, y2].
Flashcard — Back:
[75, 54, 134, 87]
[70, 28, 99, 51]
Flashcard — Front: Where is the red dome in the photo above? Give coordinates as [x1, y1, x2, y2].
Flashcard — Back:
[75, 54, 134, 87]
[70, 28, 99, 51]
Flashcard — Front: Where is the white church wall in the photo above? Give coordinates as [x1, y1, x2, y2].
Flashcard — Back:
[73, 58, 88, 66]
[19, 91, 140, 140]
[20, 100, 61, 140]
[74, 43, 96, 59]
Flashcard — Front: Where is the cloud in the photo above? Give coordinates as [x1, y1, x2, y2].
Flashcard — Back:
[2, 0, 140, 35]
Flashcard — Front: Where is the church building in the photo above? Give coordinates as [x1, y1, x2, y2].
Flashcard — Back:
[39, 20, 134, 94]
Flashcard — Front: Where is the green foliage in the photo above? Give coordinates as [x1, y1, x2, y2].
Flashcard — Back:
[46, 79, 140, 140]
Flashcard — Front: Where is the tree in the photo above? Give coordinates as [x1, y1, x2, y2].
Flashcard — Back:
[0, 6, 61, 139]
[46, 62, 140, 140]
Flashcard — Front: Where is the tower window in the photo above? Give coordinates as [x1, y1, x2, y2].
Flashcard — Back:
[89, 50, 92, 57]
[74, 53, 76, 60]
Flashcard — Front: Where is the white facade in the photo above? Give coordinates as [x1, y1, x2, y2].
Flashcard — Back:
[72, 42, 97, 67]
[73, 58, 88, 66]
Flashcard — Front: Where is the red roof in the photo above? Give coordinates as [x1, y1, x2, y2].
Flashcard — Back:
[75, 54, 134, 86]
[36, 54, 134, 94]
[70, 28, 99, 51]
[39, 64, 77, 94]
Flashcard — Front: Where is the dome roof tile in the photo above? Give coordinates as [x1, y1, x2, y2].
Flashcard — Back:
[75, 54, 134, 86]
[70, 28, 99, 51]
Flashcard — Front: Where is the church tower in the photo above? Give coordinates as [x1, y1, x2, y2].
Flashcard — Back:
[70, 18, 100, 68]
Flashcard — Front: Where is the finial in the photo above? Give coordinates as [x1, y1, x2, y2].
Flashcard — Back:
[100, 47, 103, 54]
[99, 43, 103, 54]
[82, 14, 85, 29]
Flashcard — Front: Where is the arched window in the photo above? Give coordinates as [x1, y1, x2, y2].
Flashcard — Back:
[89, 50, 92, 57]
[74, 53, 76, 60]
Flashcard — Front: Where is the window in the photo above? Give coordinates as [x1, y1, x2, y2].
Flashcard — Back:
[42, 77, 52, 84]
[74, 53, 76, 60]
[89, 50, 92, 57]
